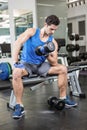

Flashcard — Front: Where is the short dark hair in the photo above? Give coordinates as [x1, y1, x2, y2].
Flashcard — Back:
[45, 15, 60, 26]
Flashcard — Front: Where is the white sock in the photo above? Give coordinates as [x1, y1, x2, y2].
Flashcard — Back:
[20, 104, 24, 107]
[16, 103, 24, 107]
[59, 96, 66, 100]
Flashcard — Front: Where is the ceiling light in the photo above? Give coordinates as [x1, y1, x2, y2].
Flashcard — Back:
[37, 3, 55, 7]
[67, 0, 79, 3]
[0, 0, 8, 2]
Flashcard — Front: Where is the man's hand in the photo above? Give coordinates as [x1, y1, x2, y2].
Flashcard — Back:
[35, 42, 55, 56]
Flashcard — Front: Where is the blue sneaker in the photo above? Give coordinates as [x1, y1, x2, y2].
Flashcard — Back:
[12, 104, 25, 119]
[64, 96, 78, 108]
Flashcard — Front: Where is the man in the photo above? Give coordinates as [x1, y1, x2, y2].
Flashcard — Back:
[12, 15, 77, 119]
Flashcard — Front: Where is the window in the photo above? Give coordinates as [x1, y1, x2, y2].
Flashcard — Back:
[67, 23, 72, 36]
[78, 20, 85, 35]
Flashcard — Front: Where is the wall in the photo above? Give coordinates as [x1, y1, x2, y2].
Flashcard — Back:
[7, 0, 37, 65]
[37, 0, 67, 53]
[37, 0, 67, 39]
[8, 0, 37, 44]
[67, 2, 87, 51]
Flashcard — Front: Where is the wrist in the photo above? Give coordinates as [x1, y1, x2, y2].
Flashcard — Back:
[13, 61, 19, 64]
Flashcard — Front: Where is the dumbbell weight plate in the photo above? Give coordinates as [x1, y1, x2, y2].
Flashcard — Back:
[47, 42, 55, 52]
[75, 34, 79, 41]
[69, 34, 75, 41]
[47, 96, 58, 107]
[55, 100, 65, 110]
[75, 44, 80, 51]
[0, 62, 9, 80]
[66, 44, 75, 52]
[6, 62, 12, 75]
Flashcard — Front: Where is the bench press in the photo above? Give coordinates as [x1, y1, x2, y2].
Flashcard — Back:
[7, 65, 86, 110]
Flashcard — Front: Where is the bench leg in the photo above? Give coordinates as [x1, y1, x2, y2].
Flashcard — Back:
[7, 90, 16, 109]
[68, 71, 86, 98]
[7, 82, 45, 109]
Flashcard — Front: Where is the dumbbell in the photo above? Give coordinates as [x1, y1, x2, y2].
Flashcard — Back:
[69, 34, 79, 41]
[66, 44, 80, 52]
[47, 96, 65, 110]
[35, 41, 55, 56]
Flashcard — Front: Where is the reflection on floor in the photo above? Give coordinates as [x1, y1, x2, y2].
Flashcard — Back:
[0, 74, 87, 130]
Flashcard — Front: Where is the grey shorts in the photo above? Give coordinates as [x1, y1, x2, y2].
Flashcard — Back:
[22, 62, 51, 77]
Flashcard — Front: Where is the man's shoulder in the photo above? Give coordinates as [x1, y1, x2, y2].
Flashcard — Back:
[25, 28, 37, 36]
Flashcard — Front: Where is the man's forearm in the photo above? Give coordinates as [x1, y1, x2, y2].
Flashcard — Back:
[12, 47, 20, 63]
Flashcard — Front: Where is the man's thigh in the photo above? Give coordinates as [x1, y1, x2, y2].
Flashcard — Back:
[48, 64, 67, 75]
[38, 62, 51, 77]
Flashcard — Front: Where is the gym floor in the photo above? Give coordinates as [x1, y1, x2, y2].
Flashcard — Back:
[0, 73, 87, 130]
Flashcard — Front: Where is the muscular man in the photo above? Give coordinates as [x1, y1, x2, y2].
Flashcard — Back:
[12, 15, 77, 119]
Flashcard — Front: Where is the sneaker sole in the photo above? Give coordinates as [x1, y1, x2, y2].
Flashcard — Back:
[65, 103, 78, 108]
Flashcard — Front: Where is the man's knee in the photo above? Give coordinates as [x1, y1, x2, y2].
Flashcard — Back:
[12, 68, 23, 79]
[60, 65, 67, 75]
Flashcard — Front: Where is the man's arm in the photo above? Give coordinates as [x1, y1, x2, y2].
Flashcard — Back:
[12, 28, 36, 63]
[47, 38, 58, 66]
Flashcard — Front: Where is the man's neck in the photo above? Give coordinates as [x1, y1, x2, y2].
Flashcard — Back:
[40, 27, 49, 38]
[40, 28, 49, 42]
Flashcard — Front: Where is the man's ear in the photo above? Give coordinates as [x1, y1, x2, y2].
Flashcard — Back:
[44, 22, 48, 27]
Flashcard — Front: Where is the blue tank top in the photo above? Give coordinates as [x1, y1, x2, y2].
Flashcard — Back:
[21, 28, 53, 64]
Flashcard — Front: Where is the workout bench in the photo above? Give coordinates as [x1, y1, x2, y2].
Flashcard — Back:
[7, 65, 86, 110]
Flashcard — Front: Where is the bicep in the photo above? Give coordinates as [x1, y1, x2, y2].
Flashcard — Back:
[52, 38, 58, 52]
[49, 39, 58, 58]
[47, 40, 58, 61]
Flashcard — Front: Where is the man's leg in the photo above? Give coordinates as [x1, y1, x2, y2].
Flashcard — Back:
[48, 64, 67, 98]
[48, 64, 77, 107]
[12, 68, 28, 119]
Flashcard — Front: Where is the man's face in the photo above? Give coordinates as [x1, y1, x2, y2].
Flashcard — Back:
[45, 24, 58, 36]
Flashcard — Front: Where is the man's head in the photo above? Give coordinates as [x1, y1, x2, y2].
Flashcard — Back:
[44, 15, 60, 35]
[45, 15, 60, 26]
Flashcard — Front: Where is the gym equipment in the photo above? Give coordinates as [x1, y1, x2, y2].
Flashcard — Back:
[35, 41, 55, 56]
[55, 38, 66, 51]
[66, 44, 75, 52]
[75, 44, 80, 51]
[0, 43, 11, 58]
[79, 52, 87, 61]
[58, 53, 86, 98]
[0, 62, 12, 80]
[75, 34, 80, 41]
[66, 44, 80, 52]
[69, 34, 79, 41]
[47, 96, 65, 110]
[69, 34, 75, 41]
[68, 67, 86, 98]
[67, 56, 81, 65]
